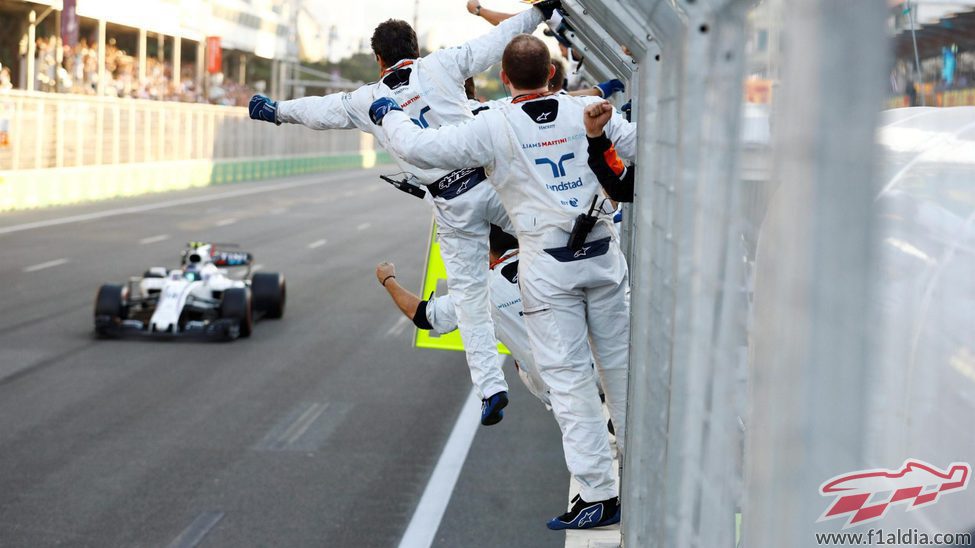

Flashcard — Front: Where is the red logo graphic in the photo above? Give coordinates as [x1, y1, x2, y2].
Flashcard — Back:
[818, 459, 970, 528]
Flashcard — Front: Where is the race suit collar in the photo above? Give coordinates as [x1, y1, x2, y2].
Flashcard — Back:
[511, 91, 553, 104]
[381, 59, 415, 76]
[490, 250, 519, 270]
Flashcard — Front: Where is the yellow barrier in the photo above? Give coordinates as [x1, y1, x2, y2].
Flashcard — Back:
[414, 218, 511, 355]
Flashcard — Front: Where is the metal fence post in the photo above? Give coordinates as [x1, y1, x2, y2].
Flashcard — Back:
[620, 40, 661, 548]
[97, 19, 107, 97]
[622, 0, 754, 545]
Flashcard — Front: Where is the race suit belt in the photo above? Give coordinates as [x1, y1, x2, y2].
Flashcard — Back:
[543, 236, 612, 262]
[428, 167, 487, 200]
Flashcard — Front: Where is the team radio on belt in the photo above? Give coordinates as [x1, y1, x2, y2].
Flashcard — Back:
[253, 0, 635, 531]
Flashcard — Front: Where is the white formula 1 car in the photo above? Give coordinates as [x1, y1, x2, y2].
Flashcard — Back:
[94, 242, 286, 340]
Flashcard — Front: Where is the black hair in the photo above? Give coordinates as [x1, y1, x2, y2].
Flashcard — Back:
[371, 20, 420, 66]
[489, 225, 519, 256]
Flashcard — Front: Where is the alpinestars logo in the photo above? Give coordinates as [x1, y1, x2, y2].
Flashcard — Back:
[818, 459, 971, 528]
[573, 245, 592, 258]
[576, 505, 601, 527]
[535, 111, 552, 122]
[438, 168, 477, 189]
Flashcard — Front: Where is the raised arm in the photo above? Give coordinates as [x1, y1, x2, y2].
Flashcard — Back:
[376, 262, 460, 334]
[584, 101, 634, 202]
[603, 105, 637, 161]
[376, 262, 420, 319]
[255, 84, 375, 131]
[586, 133, 634, 203]
[430, 8, 544, 82]
[467, 1, 517, 26]
[274, 93, 357, 130]
[372, 99, 496, 172]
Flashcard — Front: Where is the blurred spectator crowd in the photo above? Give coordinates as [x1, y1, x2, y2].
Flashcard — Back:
[9, 35, 252, 107]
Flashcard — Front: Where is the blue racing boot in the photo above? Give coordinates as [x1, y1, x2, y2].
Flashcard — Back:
[546, 495, 621, 530]
[480, 391, 508, 426]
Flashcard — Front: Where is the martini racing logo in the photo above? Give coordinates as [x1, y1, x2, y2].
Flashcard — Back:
[818, 459, 971, 528]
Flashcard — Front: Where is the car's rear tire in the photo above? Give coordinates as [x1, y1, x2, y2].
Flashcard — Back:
[94, 284, 126, 336]
[220, 287, 252, 338]
[251, 272, 286, 319]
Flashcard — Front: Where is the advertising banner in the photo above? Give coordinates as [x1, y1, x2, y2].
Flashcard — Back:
[207, 36, 222, 74]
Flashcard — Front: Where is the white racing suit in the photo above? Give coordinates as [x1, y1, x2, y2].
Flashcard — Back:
[380, 94, 635, 503]
[420, 249, 574, 408]
[275, 9, 543, 400]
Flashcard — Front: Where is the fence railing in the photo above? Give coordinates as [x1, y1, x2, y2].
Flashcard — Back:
[0, 90, 362, 171]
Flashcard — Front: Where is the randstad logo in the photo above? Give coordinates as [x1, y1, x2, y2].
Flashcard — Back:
[546, 177, 583, 192]
[534, 153, 575, 178]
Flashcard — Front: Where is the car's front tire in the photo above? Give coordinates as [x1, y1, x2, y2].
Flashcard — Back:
[94, 284, 127, 336]
[220, 287, 253, 338]
[251, 272, 286, 319]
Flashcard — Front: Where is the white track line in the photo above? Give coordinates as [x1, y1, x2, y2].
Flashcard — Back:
[215, 218, 237, 227]
[139, 234, 170, 245]
[307, 239, 328, 249]
[398, 387, 482, 548]
[166, 511, 225, 548]
[0, 174, 351, 236]
[23, 258, 70, 273]
[384, 316, 411, 338]
[356, 222, 372, 231]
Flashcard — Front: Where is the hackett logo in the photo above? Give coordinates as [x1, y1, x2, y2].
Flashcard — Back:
[817, 459, 971, 529]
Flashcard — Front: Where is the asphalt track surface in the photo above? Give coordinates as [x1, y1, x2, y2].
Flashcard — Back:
[0, 168, 567, 547]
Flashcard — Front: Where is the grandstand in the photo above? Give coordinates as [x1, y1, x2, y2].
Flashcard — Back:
[0, 0, 356, 104]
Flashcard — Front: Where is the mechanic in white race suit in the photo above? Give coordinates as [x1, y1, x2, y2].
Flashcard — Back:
[248, 2, 561, 426]
[370, 35, 635, 530]
[376, 225, 606, 409]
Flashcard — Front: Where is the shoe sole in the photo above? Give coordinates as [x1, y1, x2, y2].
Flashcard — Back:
[481, 393, 509, 426]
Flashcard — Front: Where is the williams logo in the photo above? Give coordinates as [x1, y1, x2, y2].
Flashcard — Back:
[534, 153, 575, 178]
[818, 459, 971, 528]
